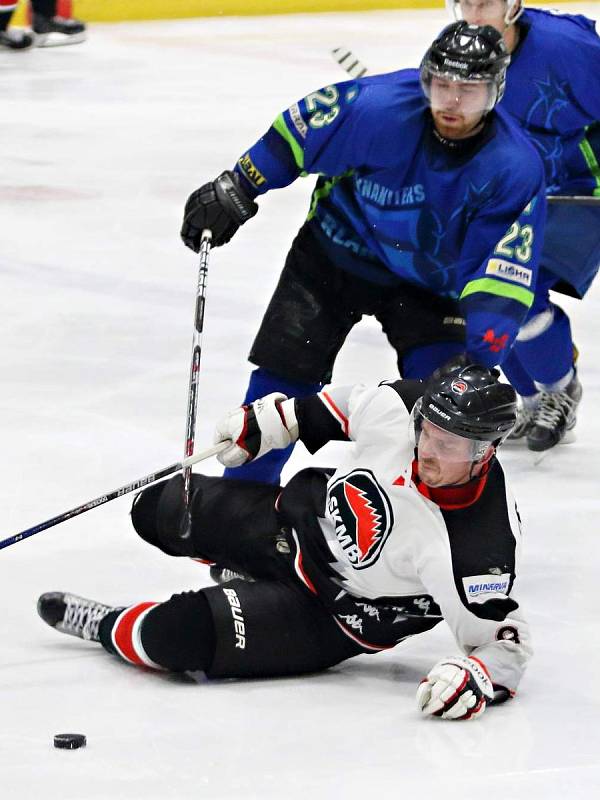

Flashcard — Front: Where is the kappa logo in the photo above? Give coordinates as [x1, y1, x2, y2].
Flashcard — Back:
[327, 469, 394, 570]
[337, 613, 364, 634]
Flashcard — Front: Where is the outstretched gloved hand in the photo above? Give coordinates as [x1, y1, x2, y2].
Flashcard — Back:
[416, 655, 494, 720]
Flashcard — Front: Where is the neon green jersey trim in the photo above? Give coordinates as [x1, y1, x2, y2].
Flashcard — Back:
[579, 134, 600, 198]
[306, 171, 353, 221]
[273, 113, 305, 172]
[460, 277, 534, 308]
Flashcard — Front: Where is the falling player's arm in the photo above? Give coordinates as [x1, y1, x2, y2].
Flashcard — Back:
[413, 482, 532, 719]
[214, 380, 422, 467]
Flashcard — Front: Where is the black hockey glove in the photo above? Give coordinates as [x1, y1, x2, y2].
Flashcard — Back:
[181, 170, 258, 251]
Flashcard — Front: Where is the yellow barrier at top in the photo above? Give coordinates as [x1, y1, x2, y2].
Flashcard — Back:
[11, 0, 587, 25]
[13, 1, 441, 24]
[80, 1, 444, 22]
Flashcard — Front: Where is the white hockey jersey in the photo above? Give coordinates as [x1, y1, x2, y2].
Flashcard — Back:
[279, 379, 532, 696]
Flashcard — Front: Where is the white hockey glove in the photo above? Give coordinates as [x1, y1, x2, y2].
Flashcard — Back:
[214, 392, 299, 468]
[416, 656, 493, 721]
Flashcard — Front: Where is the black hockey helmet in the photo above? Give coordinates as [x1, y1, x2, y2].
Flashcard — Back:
[420, 21, 511, 110]
[416, 364, 517, 449]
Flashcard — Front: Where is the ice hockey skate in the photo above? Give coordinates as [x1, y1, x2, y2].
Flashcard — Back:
[37, 592, 115, 642]
[508, 398, 538, 441]
[33, 14, 86, 47]
[527, 373, 583, 452]
[0, 28, 34, 49]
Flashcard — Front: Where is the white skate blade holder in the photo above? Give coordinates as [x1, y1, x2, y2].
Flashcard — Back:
[35, 30, 86, 48]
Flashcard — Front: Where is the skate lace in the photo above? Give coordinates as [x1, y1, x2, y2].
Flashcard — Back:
[63, 595, 111, 641]
[511, 405, 536, 437]
[535, 390, 576, 430]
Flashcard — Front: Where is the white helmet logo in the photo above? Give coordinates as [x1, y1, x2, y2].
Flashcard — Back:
[451, 379, 468, 395]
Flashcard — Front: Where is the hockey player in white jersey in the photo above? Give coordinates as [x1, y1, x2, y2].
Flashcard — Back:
[38, 365, 530, 720]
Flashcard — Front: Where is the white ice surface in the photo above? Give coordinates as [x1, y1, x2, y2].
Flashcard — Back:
[2, 5, 600, 798]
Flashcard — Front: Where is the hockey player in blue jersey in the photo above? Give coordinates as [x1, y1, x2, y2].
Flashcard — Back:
[447, 0, 600, 450]
[181, 21, 546, 485]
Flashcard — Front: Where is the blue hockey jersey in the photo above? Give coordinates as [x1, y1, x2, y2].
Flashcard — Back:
[502, 8, 600, 195]
[234, 71, 546, 367]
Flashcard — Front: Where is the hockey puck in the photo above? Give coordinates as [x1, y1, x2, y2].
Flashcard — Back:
[53, 733, 86, 750]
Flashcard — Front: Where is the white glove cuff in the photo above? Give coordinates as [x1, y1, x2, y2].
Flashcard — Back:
[279, 398, 299, 442]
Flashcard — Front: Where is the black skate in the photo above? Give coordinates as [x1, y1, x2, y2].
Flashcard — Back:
[527, 374, 582, 452]
[0, 28, 35, 50]
[508, 401, 537, 440]
[33, 15, 86, 47]
[37, 592, 115, 642]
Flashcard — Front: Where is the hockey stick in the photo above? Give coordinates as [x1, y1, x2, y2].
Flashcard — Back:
[547, 196, 600, 205]
[0, 441, 228, 552]
[331, 46, 369, 79]
[183, 229, 212, 512]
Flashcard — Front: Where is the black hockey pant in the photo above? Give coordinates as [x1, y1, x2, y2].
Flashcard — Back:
[101, 475, 365, 678]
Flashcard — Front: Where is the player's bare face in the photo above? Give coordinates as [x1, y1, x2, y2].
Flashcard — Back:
[429, 77, 489, 139]
[458, 0, 507, 31]
[417, 420, 475, 487]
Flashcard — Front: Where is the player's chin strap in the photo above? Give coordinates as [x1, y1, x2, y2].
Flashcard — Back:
[467, 442, 496, 482]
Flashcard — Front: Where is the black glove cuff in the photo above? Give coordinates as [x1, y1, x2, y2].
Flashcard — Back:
[214, 171, 258, 225]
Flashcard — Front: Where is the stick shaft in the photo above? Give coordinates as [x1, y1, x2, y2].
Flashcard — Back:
[547, 195, 600, 205]
[0, 442, 227, 552]
[183, 229, 212, 508]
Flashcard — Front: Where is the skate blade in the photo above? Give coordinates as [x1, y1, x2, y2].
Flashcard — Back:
[530, 429, 577, 465]
[35, 31, 86, 48]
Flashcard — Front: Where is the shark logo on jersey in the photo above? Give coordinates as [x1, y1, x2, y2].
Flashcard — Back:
[328, 469, 394, 570]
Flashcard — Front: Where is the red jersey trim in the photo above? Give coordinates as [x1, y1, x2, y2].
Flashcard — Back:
[394, 460, 490, 510]
[320, 391, 350, 437]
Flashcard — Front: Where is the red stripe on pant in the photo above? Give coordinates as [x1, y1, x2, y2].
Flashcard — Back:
[112, 602, 158, 667]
